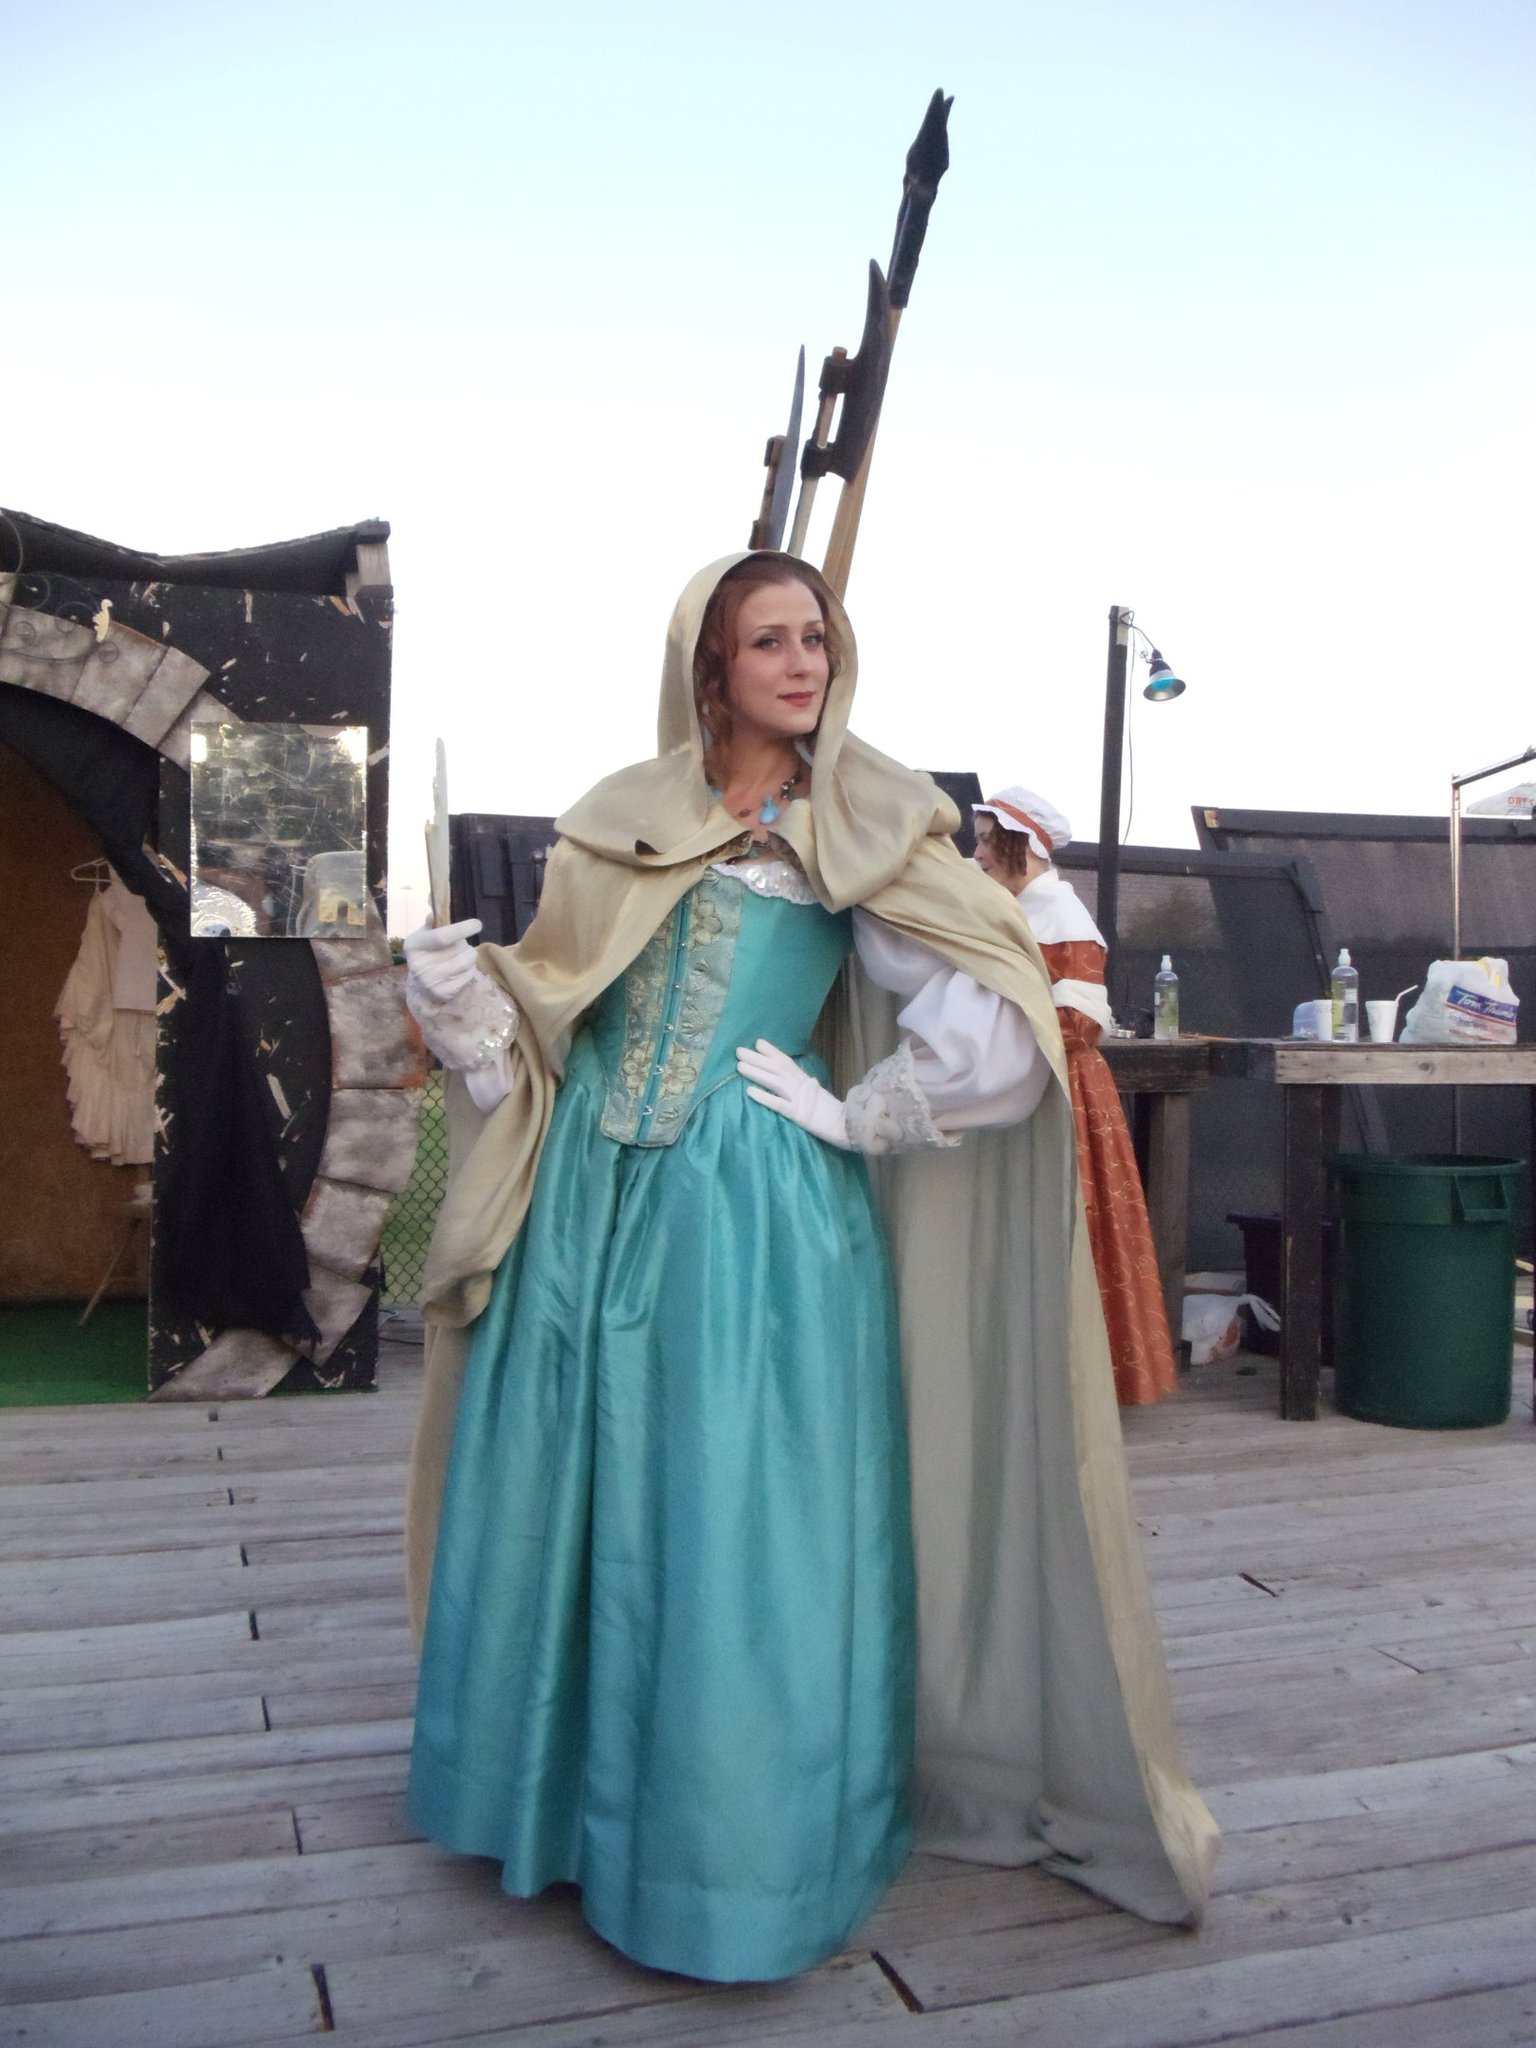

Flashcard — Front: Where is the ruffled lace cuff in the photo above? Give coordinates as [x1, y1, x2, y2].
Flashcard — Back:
[405, 967, 519, 1072]
[844, 1040, 961, 1156]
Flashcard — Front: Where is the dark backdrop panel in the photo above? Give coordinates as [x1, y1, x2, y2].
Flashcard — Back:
[1195, 808, 1534, 1253]
[450, 814, 559, 945]
[925, 771, 983, 858]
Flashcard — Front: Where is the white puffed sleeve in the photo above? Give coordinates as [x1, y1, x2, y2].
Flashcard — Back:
[851, 910, 1050, 1132]
[463, 1050, 514, 1113]
[403, 963, 519, 1113]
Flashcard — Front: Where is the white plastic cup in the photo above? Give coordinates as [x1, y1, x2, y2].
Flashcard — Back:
[1366, 999, 1399, 1042]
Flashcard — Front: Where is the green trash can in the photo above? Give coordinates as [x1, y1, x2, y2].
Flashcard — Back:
[1333, 1154, 1524, 1429]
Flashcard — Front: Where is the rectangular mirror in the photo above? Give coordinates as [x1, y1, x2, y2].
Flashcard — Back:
[189, 722, 370, 938]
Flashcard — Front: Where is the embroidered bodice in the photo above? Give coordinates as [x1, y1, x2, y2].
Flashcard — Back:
[585, 871, 852, 1147]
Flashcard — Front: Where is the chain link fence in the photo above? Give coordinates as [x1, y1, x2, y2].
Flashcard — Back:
[381, 1066, 447, 1308]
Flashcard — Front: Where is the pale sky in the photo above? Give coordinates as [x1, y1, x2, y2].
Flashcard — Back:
[4, 0, 1532, 932]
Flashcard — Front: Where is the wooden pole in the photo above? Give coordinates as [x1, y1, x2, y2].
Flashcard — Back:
[819, 309, 903, 599]
[786, 362, 844, 560]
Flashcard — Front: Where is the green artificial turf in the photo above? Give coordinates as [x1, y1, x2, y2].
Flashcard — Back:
[0, 1300, 148, 1406]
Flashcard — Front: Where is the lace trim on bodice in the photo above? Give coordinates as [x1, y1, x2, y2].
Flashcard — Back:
[600, 872, 742, 1146]
[711, 853, 819, 905]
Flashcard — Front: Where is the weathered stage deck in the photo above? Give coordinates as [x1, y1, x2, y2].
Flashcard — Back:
[2, 1326, 1533, 2048]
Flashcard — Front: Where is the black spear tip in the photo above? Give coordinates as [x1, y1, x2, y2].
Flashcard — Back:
[907, 87, 953, 188]
[889, 89, 954, 309]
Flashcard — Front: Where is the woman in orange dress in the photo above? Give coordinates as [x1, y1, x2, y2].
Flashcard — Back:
[974, 787, 1178, 1405]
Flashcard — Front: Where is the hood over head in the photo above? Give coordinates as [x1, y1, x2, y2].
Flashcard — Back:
[556, 552, 958, 911]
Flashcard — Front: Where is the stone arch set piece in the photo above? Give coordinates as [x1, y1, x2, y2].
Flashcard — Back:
[0, 517, 423, 1397]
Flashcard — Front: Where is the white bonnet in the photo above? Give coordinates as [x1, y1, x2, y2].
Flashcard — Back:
[972, 786, 1072, 861]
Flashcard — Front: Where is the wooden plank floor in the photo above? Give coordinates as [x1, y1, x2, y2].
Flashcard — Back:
[2, 1318, 1534, 2048]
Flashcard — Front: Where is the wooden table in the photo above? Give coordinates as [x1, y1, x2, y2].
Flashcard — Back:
[1100, 1037, 1215, 1351]
[1206, 1041, 1536, 1419]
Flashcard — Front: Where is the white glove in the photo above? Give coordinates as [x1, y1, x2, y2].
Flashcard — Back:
[736, 1039, 850, 1149]
[403, 917, 483, 1000]
[403, 915, 518, 1077]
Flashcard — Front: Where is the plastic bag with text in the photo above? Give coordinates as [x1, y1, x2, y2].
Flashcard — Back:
[1400, 958, 1519, 1046]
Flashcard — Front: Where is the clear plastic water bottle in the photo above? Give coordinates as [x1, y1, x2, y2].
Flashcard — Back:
[1153, 955, 1180, 1041]
[1331, 947, 1359, 1042]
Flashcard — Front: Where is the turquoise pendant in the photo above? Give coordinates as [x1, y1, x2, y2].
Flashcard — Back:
[759, 796, 780, 826]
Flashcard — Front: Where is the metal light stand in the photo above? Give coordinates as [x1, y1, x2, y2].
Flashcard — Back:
[1098, 605, 1132, 1010]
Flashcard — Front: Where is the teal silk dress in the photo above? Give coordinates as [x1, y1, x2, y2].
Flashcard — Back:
[408, 870, 917, 1981]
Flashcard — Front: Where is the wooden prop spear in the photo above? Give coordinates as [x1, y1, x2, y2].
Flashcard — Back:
[820, 89, 953, 597]
[425, 738, 451, 926]
[747, 91, 952, 579]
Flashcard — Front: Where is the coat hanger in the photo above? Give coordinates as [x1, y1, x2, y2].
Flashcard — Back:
[69, 857, 111, 888]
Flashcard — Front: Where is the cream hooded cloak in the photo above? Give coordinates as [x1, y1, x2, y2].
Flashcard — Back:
[407, 552, 1218, 1928]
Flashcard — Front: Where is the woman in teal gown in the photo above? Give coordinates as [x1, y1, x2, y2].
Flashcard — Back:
[401, 553, 1216, 1981]
[403, 556, 1050, 1981]
[409, 868, 916, 1979]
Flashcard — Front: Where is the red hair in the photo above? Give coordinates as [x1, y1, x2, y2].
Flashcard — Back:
[975, 815, 1035, 880]
[693, 559, 843, 783]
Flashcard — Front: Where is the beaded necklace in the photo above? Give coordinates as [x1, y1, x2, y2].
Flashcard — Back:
[709, 760, 803, 831]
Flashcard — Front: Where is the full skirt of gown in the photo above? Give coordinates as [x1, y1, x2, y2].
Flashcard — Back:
[408, 884, 916, 1980]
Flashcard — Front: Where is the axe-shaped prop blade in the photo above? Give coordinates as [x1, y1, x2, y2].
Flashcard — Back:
[889, 89, 953, 309]
[800, 262, 894, 486]
[785, 265, 893, 558]
[748, 346, 805, 551]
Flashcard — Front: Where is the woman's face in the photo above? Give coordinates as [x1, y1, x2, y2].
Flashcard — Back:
[723, 581, 830, 748]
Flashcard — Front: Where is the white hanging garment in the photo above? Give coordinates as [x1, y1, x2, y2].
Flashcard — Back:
[55, 870, 157, 1166]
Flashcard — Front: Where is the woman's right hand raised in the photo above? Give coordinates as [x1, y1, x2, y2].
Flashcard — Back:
[402, 917, 518, 1090]
[403, 917, 484, 1000]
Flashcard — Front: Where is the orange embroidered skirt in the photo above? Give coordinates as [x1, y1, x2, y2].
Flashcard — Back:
[1046, 940, 1179, 1406]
